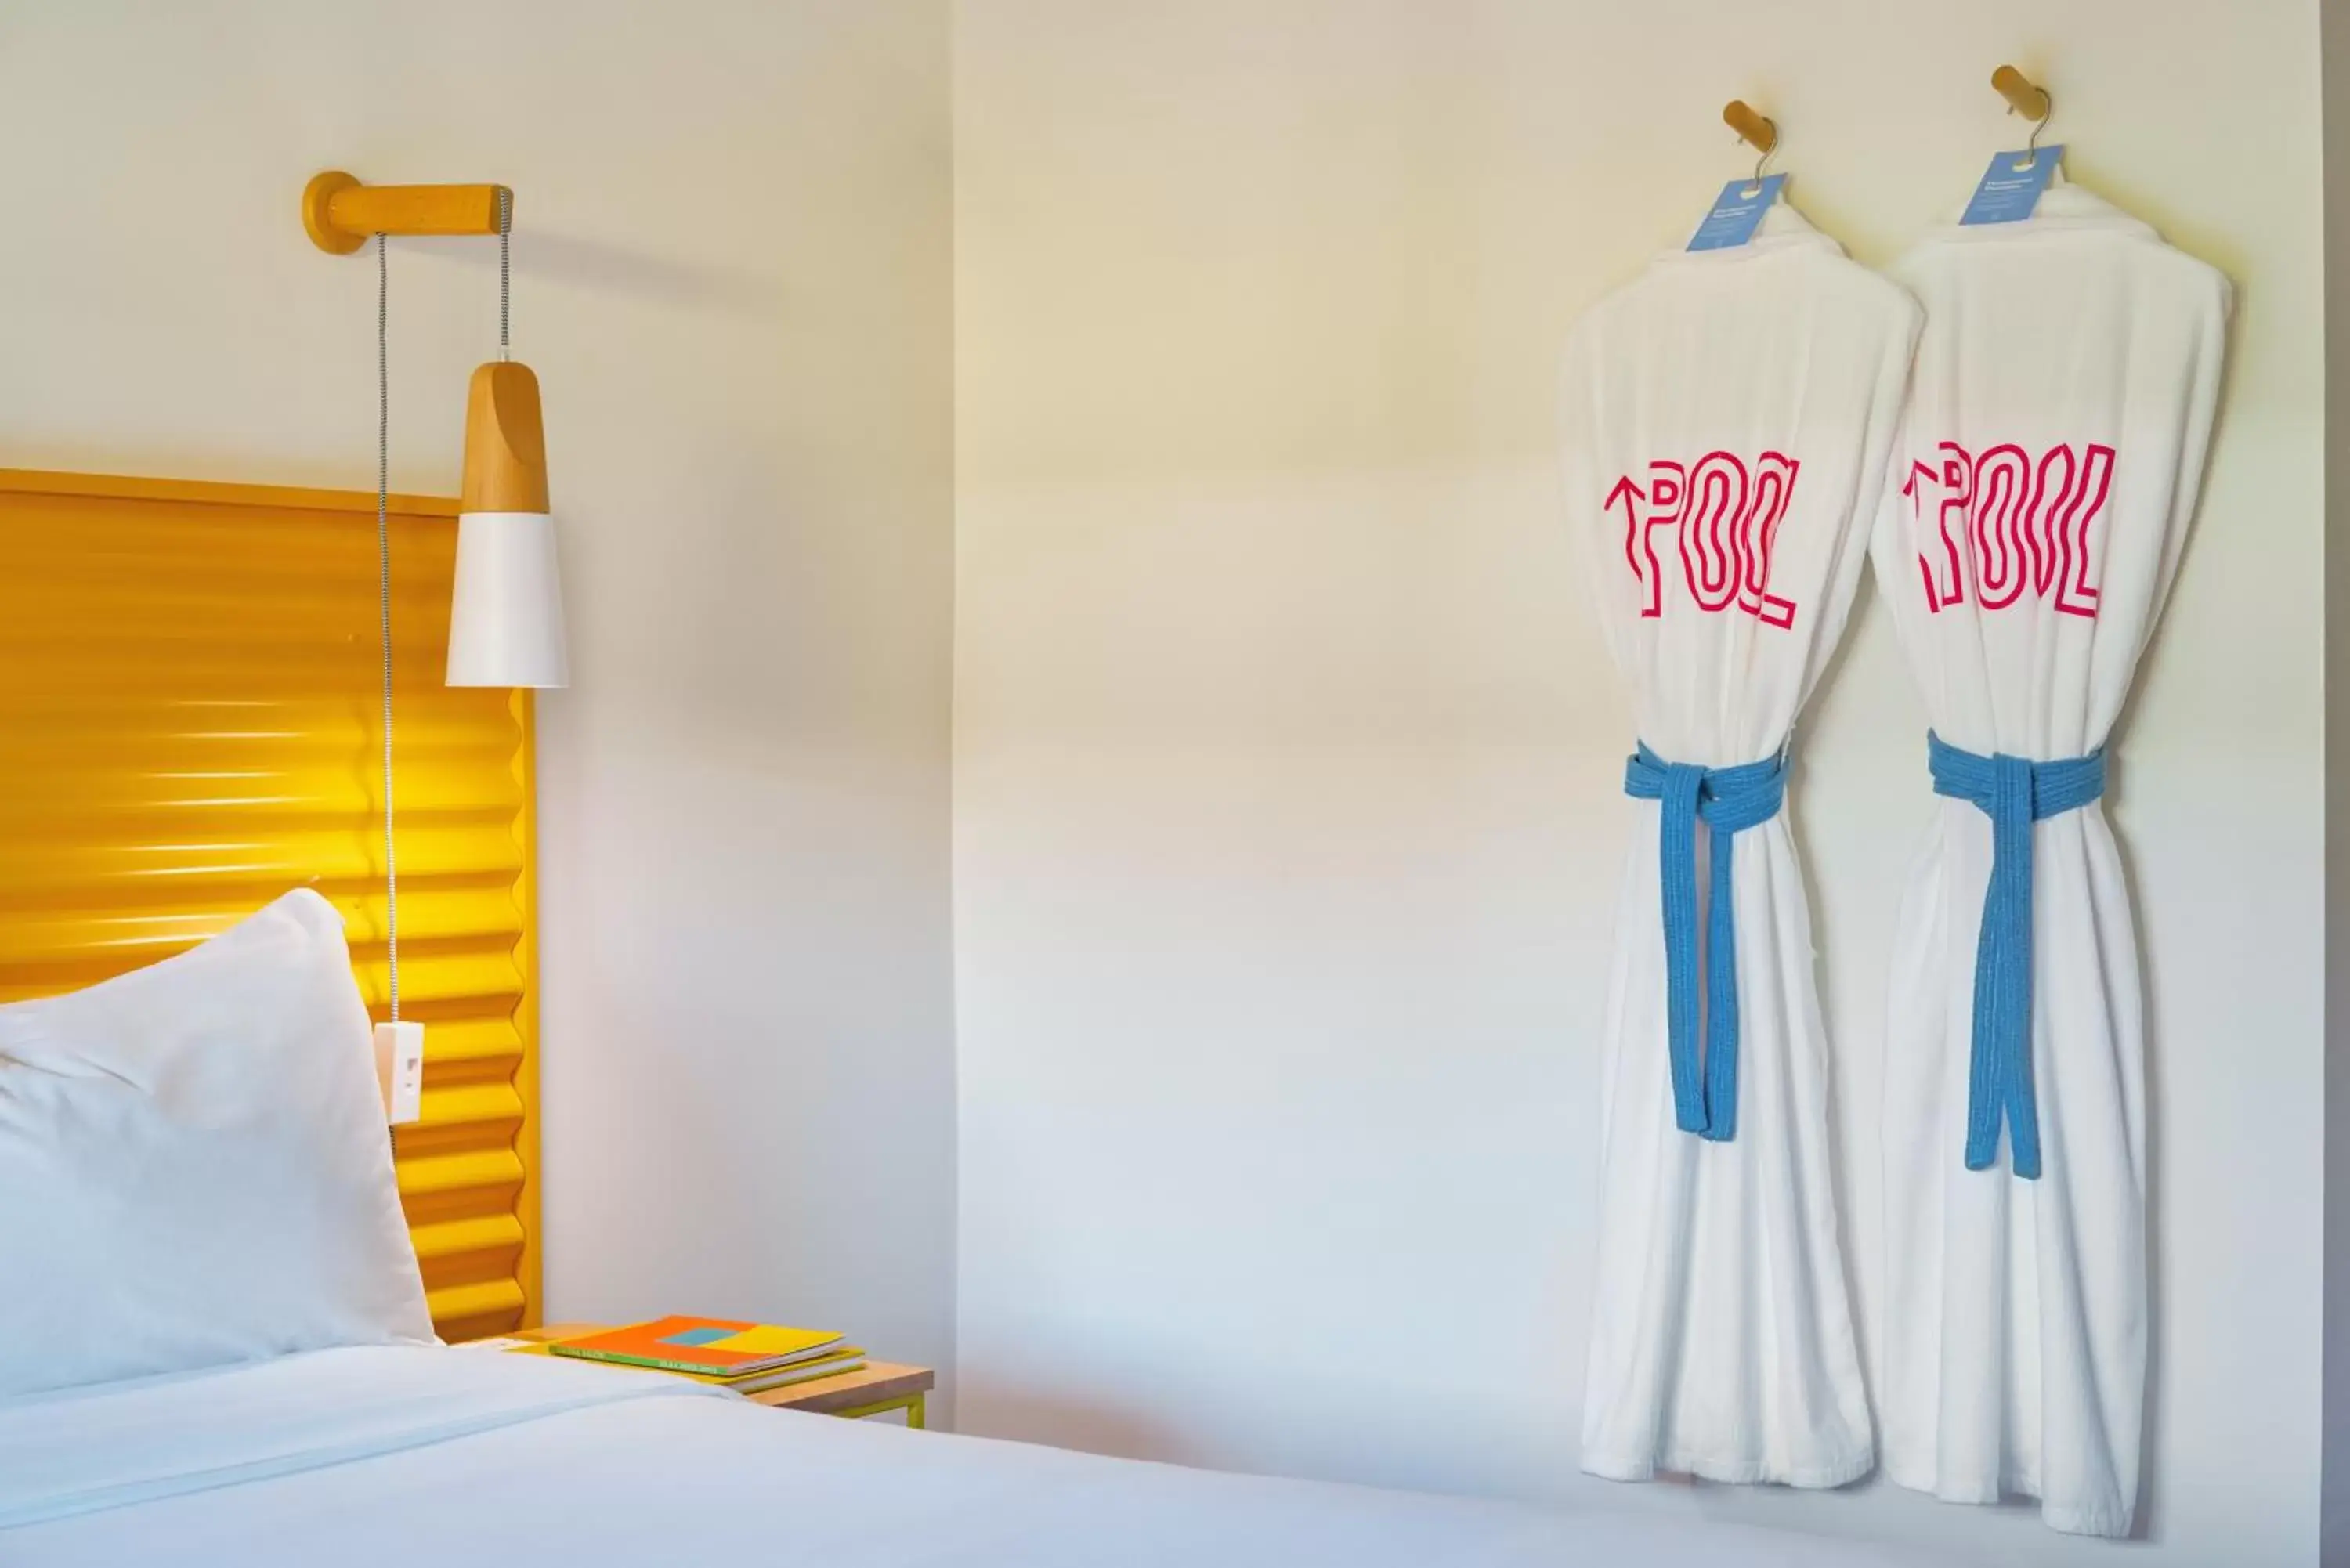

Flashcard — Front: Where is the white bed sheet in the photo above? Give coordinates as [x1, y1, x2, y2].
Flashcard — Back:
[0, 1346, 1951, 1566]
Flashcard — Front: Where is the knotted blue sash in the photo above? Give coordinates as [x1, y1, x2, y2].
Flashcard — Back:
[1622, 743, 1787, 1142]
[1926, 731, 2106, 1180]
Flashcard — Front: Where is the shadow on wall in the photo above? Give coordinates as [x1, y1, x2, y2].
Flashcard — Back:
[432, 230, 782, 316]
[955, 1381, 1198, 1466]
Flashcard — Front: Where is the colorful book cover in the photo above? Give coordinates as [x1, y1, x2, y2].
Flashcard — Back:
[548, 1316, 844, 1377]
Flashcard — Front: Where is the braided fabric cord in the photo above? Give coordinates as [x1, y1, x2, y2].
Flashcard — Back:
[1622, 743, 1788, 1142]
[1926, 731, 2107, 1180]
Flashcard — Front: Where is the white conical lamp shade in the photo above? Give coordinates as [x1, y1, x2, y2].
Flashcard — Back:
[448, 360, 569, 688]
[447, 511, 568, 687]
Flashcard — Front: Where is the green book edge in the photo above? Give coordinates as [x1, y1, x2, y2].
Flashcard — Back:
[548, 1342, 846, 1378]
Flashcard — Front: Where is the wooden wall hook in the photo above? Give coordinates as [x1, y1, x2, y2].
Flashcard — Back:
[303, 172, 512, 255]
[1990, 65, 2052, 124]
[1722, 100, 1777, 156]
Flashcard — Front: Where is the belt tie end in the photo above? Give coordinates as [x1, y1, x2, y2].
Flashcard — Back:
[1623, 742, 1787, 1143]
[1927, 731, 2106, 1181]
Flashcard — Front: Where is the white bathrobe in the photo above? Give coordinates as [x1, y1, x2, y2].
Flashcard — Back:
[1870, 181, 2229, 1537]
[1561, 202, 1918, 1487]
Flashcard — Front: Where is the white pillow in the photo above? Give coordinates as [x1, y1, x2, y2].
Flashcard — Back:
[0, 889, 435, 1396]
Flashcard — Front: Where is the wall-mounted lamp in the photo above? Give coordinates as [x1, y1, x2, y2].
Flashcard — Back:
[304, 169, 568, 1123]
[303, 171, 569, 690]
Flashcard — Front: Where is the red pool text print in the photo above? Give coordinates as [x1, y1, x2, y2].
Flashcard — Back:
[1606, 451, 1799, 628]
[1904, 440, 2113, 618]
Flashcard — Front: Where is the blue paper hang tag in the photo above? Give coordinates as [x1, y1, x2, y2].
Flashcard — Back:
[1960, 146, 2063, 226]
[1686, 174, 1786, 252]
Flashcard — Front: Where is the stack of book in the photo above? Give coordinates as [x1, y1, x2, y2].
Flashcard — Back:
[544, 1316, 864, 1395]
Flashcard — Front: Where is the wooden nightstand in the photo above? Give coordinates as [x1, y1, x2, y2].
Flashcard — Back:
[510, 1323, 936, 1429]
[743, 1360, 934, 1426]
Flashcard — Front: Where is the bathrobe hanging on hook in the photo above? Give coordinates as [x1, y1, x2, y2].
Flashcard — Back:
[1871, 175, 2228, 1539]
[1560, 197, 1918, 1487]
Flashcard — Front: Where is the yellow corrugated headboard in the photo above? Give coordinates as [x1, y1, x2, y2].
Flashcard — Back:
[0, 468, 540, 1342]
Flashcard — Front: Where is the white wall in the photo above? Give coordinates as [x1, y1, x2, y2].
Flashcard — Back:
[0, 0, 959, 1396]
[953, 3, 2324, 1563]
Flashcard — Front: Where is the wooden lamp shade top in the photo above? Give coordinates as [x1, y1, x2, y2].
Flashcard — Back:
[461, 361, 549, 514]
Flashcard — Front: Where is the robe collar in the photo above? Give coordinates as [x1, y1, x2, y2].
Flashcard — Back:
[1923, 172, 2161, 245]
[1650, 196, 1847, 269]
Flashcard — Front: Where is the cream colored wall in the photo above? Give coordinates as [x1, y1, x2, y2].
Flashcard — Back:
[0, 0, 957, 1395]
[953, 2, 2323, 1562]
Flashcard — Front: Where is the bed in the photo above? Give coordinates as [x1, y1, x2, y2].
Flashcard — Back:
[0, 900, 1948, 1568]
[1, 1345, 1950, 1567]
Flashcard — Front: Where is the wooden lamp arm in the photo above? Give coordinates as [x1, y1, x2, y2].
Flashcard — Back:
[303, 172, 511, 255]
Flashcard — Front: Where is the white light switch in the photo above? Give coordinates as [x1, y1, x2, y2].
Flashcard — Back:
[374, 1021, 426, 1126]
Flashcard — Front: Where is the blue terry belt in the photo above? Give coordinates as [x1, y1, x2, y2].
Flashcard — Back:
[1622, 743, 1786, 1142]
[1925, 731, 2106, 1180]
